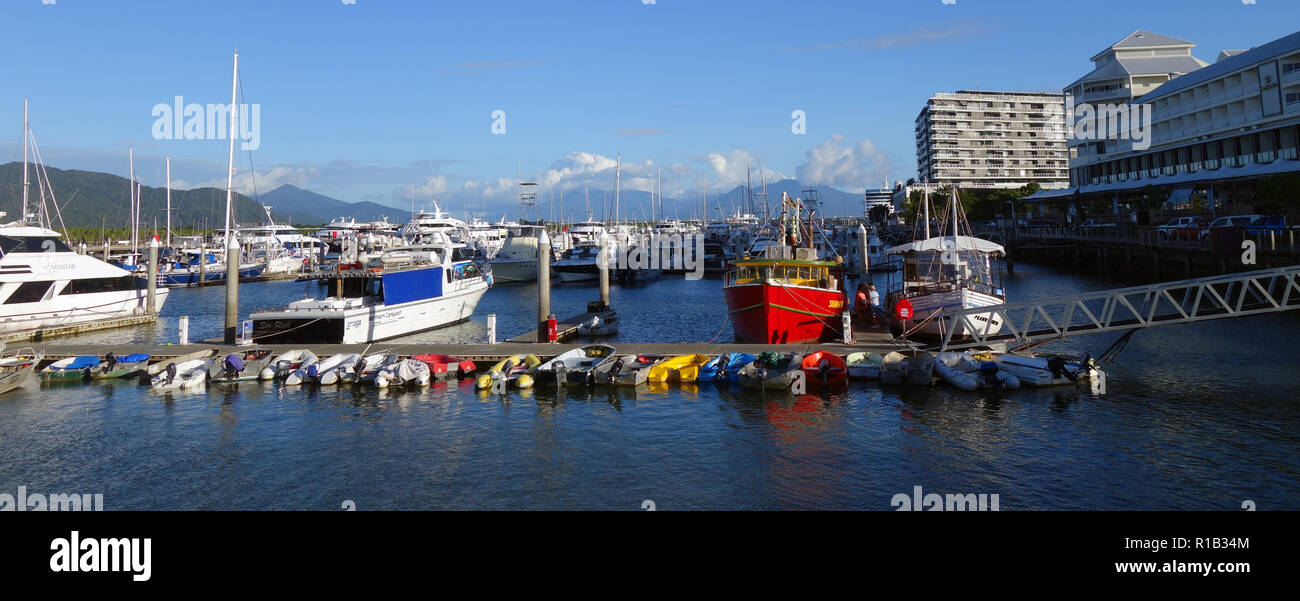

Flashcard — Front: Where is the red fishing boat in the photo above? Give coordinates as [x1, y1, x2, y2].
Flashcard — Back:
[722, 193, 847, 344]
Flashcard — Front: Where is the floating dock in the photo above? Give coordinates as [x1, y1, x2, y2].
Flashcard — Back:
[0, 315, 158, 344]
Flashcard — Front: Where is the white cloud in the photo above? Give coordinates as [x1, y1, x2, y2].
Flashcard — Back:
[796, 135, 892, 191]
[703, 150, 787, 190]
[195, 165, 318, 195]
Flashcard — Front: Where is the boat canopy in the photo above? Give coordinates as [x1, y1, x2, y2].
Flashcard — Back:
[885, 235, 1005, 257]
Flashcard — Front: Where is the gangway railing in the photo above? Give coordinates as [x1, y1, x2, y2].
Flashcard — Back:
[921, 265, 1300, 351]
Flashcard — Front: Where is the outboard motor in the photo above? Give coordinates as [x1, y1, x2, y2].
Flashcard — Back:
[606, 358, 626, 384]
[1046, 355, 1068, 381]
[103, 352, 118, 373]
[979, 361, 1002, 394]
[165, 362, 178, 385]
[223, 353, 243, 380]
[353, 358, 368, 383]
[817, 360, 831, 386]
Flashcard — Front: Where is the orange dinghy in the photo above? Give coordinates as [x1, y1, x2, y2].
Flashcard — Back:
[801, 350, 847, 389]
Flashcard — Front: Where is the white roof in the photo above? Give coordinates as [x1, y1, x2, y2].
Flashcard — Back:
[886, 235, 1005, 256]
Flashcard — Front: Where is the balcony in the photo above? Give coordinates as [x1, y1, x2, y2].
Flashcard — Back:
[1282, 147, 1299, 160]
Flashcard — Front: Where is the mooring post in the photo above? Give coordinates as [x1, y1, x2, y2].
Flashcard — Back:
[857, 224, 869, 274]
[598, 230, 611, 309]
[537, 228, 551, 343]
[178, 315, 189, 345]
[198, 241, 206, 285]
[146, 236, 159, 314]
[487, 313, 497, 345]
[224, 234, 240, 344]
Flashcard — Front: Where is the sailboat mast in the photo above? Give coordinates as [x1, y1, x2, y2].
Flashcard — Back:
[129, 147, 136, 256]
[21, 99, 29, 221]
[924, 189, 931, 240]
[165, 157, 172, 248]
[223, 50, 239, 242]
[952, 187, 960, 239]
[615, 153, 621, 226]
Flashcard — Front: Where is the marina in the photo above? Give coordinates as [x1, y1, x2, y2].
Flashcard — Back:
[1, 0, 1298, 531]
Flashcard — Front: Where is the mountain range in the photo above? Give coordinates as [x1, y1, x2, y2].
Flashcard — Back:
[0, 161, 869, 232]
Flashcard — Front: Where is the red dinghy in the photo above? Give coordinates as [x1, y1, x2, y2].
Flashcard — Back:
[412, 354, 477, 380]
[801, 350, 847, 389]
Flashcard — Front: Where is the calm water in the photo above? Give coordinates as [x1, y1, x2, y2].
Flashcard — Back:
[1, 264, 1297, 510]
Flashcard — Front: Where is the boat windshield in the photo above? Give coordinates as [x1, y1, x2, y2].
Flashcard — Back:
[0, 235, 72, 255]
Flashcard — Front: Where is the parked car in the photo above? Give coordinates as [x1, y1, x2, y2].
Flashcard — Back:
[1170, 217, 1208, 241]
[1197, 215, 1260, 241]
[1244, 215, 1289, 236]
[1157, 216, 1199, 240]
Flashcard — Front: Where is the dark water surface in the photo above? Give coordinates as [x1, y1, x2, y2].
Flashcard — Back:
[1, 264, 1297, 509]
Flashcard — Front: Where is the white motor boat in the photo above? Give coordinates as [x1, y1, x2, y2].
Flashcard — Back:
[934, 351, 1020, 391]
[260, 349, 319, 381]
[250, 231, 490, 344]
[150, 359, 211, 391]
[992, 352, 1104, 387]
[323, 352, 399, 385]
[286, 353, 359, 386]
[531, 344, 617, 387]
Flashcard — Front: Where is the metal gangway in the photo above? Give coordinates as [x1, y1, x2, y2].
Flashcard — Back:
[923, 265, 1300, 351]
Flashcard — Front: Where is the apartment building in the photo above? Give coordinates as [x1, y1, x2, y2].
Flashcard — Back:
[914, 90, 1070, 190]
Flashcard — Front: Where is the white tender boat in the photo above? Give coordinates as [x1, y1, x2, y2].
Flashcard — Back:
[374, 359, 432, 389]
[323, 352, 398, 385]
[286, 353, 359, 386]
[578, 314, 618, 337]
[934, 351, 1020, 391]
[260, 349, 319, 381]
[531, 344, 617, 387]
[150, 359, 211, 391]
[736, 352, 806, 391]
[992, 352, 1104, 387]
[0, 347, 42, 396]
[591, 354, 665, 387]
[880, 350, 934, 386]
[845, 352, 884, 380]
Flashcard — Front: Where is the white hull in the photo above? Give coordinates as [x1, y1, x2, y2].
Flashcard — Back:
[903, 288, 1004, 338]
[0, 288, 168, 334]
[488, 259, 538, 283]
[252, 283, 487, 344]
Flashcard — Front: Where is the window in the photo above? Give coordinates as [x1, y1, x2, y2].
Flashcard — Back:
[4, 280, 54, 304]
[1286, 92, 1300, 106]
[0, 236, 72, 255]
[1283, 63, 1299, 75]
[59, 276, 139, 295]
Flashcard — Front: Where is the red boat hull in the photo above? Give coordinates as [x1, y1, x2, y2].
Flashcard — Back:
[723, 282, 846, 344]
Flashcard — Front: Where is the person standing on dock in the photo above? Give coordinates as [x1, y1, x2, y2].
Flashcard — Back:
[868, 284, 882, 328]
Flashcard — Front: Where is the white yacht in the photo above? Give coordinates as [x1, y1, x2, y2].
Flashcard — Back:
[0, 220, 169, 335]
[487, 223, 544, 283]
[249, 231, 489, 343]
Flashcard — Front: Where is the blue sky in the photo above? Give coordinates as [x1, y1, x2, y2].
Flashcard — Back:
[2, 0, 1297, 218]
